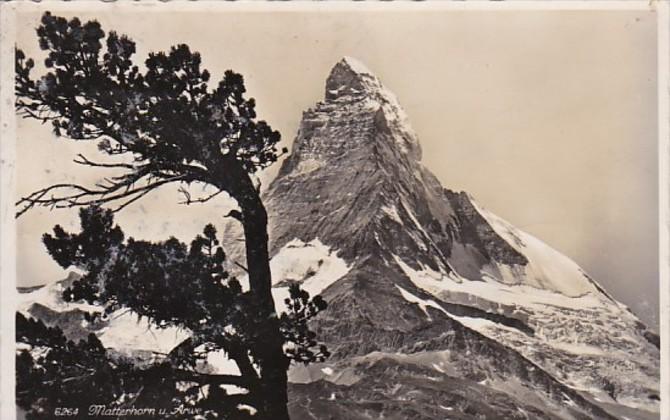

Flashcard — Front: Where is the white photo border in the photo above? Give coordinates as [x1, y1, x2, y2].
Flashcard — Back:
[1, 2, 668, 419]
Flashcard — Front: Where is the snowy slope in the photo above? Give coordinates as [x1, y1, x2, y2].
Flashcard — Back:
[470, 196, 607, 298]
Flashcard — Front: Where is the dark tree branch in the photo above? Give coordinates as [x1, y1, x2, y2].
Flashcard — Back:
[110, 186, 154, 213]
[16, 174, 186, 217]
[228, 348, 258, 381]
[73, 154, 136, 170]
[224, 209, 243, 222]
[233, 261, 249, 273]
[177, 186, 223, 205]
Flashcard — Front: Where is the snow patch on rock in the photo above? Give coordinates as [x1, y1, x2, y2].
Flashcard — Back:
[393, 254, 606, 311]
[237, 404, 257, 416]
[342, 56, 374, 75]
[395, 285, 448, 321]
[271, 238, 351, 314]
[381, 204, 403, 224]
[17, 278, 101, 316]
[99, 311, 188, 354]
[292, 158, 324, 177]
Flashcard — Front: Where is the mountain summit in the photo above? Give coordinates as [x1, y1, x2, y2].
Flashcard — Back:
[268, 57, 608, 298]
[325, 56, 378, 99]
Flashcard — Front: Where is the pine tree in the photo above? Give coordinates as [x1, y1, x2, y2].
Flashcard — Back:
[15, 11, 318, 419]
[17, 207, 329, 419]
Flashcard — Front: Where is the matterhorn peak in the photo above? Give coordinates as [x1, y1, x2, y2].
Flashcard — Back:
[325, 56, 383, 100]
[340, 56, 375, 75]
[314, 57, 422, 160]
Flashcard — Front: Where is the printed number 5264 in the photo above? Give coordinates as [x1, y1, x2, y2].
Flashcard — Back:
[54, 408, 79, 416]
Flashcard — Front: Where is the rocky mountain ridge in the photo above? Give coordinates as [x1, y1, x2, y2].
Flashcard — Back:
[264, 57, 659, 420]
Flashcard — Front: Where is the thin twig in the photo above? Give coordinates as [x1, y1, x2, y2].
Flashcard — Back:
[233, 261, 248, 273]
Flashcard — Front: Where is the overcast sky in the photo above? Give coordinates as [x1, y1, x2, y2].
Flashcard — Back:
[13, 6, 659, 328]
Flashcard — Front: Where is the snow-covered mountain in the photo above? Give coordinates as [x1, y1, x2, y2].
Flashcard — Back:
[17, 57, 659, 420]
[264, 57, 660, 420]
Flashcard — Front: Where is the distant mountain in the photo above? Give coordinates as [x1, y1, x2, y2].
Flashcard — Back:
[18, 57, 659, 420]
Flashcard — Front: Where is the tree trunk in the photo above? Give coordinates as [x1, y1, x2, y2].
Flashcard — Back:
[239, 194, 290, 420]
[210, 158, 290, 419]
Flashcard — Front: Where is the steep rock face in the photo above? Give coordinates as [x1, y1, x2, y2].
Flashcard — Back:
[445, 190, 528, 267]
[263, 57, 660, 419]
